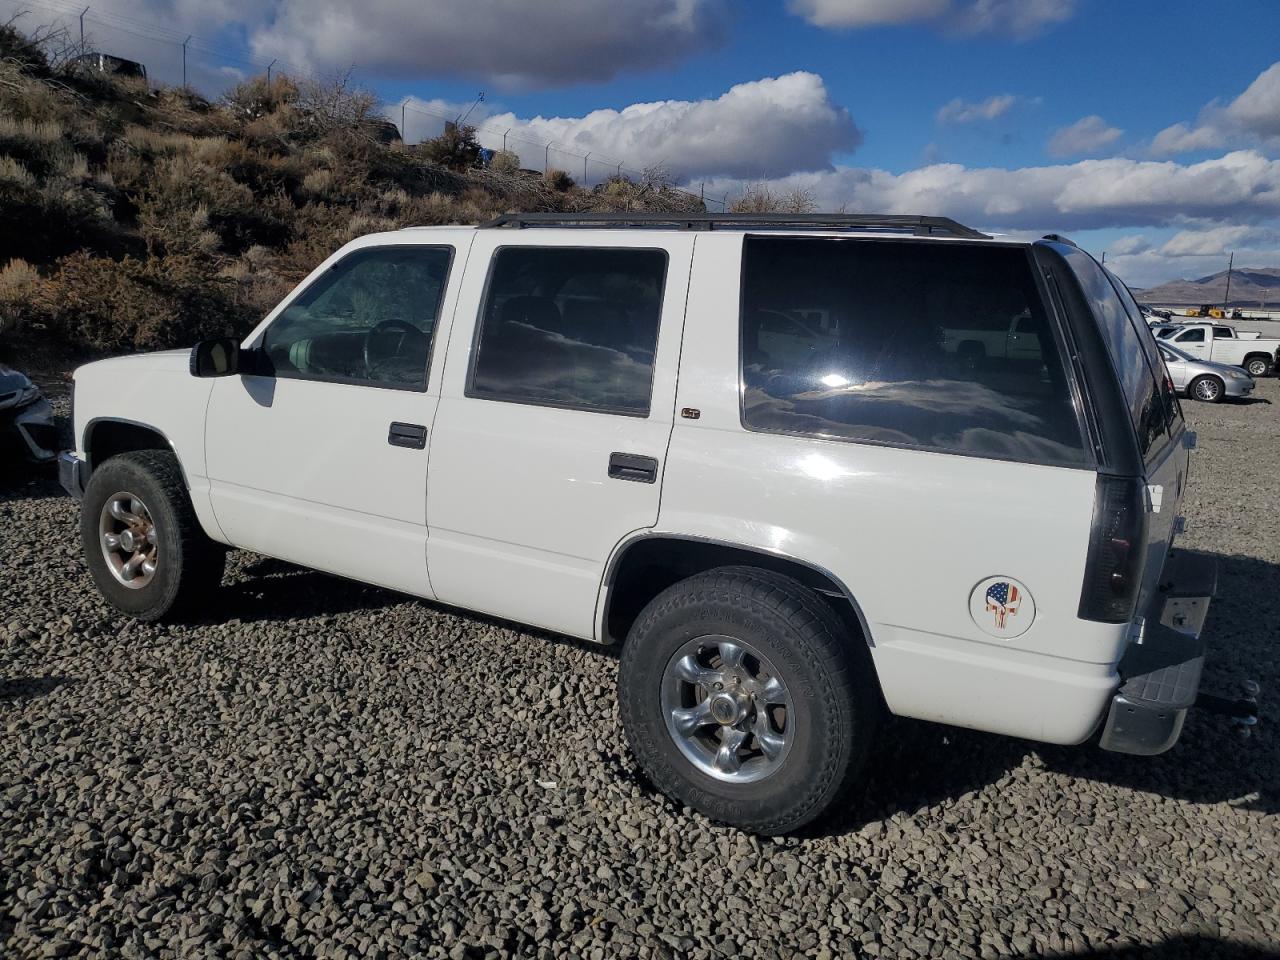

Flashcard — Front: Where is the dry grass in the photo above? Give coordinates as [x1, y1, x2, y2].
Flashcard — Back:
[0, 20, 708, 355]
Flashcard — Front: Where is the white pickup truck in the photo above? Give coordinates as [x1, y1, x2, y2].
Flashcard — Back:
[1158, 323, 1280, 377]
[59, 214, 1250, 834]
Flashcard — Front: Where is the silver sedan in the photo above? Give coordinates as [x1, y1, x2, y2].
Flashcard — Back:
[1157, 341, 1255, 403]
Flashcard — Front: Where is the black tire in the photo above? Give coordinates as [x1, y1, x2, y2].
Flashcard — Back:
[1189, 374, 1224, 403]
[80, 450, 225, 621]
[1244, 356, 1270, 378]
[618, 565, 878, 835]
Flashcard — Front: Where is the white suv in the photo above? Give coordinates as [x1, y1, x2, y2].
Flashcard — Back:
[60, 213, 1218, 834]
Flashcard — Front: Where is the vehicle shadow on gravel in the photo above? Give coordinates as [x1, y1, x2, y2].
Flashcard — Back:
[209, 556, 406, 622]
[0, 675, 73, 702]
[1047, 936, 1280, 959]
[809, 548, 1278, 837]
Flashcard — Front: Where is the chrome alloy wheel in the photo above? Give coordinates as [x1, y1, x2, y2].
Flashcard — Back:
[98, 491, 159, 589]
[1193, 377, 1222, 401]
[660, 635, 793, 784]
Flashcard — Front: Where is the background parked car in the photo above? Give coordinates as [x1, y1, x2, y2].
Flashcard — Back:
[1157, 341, 1255, 403]
[0, 365, 57, 464]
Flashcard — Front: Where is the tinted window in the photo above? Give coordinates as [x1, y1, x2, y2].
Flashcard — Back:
[1106, 269, 1183, 433]
[740, 238, 1087, 466]
[1179, 327, 1206, 343]
[1060, 248, 1166, 460]
[470, 247, 667, 415]
[262, 246, 451, 390]
[1213, 326, 1231, 338]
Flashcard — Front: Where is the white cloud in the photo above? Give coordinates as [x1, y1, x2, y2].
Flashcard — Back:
[1159, 225, 1279, 258]
[700, 151, 1280, 233]
[433, 72, 861, 181]
[936, 94, 1019, 124]
[249, 0, 727, 89]
[789, 0, 1075, 37]
[1151, 60, 1280, 156]
[1108, 235, 1152, 257]
[1047, 116, 1123, 158]
[1104, 227, 1280, 289]
[789, 0, 950, 28]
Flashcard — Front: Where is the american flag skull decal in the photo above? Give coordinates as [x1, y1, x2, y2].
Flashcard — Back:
[985, 581, 1021, 629]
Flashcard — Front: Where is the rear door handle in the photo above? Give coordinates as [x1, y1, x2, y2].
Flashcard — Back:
[388, 422, 427, 449]
[608, 452, 658, 484]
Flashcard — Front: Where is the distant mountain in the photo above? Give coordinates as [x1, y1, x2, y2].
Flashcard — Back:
[1136, 267, 1280, 306]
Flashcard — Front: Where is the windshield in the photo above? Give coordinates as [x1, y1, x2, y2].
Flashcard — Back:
[1159, 342, 1194, 361]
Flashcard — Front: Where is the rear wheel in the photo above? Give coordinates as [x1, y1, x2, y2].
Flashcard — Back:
[618, 566, 878, 835]
[1244, 356, 1270, 378]
[1189, 374, 1224, 403]
[81, 450, 225, 621]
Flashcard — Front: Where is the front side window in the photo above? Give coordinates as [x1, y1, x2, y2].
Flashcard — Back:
[740, 238, 1088, 466]
[261, 246, 452, 390]
[469, 247, 667, 415]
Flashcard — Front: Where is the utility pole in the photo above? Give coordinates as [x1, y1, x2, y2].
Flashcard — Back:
[266, 58, 276, 85]
[583, 152, 591, 185]
[1101, 251, 1106, 265]
[182, 35, 191, 88]
[502, 128, 510, 152]
[79, 6, 89, 47]
[400, 98, 408, 140]
[545, 142, 551, 173]
[1223, 251, 1234, 308]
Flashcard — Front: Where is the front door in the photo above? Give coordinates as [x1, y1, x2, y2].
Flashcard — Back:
[204, 241, 458, 596]
[426, 235, 694, 639]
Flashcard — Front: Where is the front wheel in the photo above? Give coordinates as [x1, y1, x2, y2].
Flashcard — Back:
[1244, 357, 1270, 378]
[618, 566, 878, 835]
[1189, 374, 1225, 403]
[80, 450, 225, 621]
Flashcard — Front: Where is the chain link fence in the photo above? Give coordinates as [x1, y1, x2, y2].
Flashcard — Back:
[3, 0, 727, 210]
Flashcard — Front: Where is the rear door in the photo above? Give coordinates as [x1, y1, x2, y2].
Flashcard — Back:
[1170, 325, 1209, 359]
[425, 233, 693, 639]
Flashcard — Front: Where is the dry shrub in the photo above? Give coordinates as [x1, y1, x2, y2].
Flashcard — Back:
[39, 251, 251, 349]
[543, 168, 575, 192]
[0, 258, 44, 336]
[730, 184, 816, 214]
[488, 149, 521, 175]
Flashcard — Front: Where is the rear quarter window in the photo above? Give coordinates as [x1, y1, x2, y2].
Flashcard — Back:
[739, 238, 1089, 467]
[1059, 247, 1168, 461]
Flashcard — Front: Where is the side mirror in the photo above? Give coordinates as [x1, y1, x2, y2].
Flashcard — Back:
[190, 338, 241, 378]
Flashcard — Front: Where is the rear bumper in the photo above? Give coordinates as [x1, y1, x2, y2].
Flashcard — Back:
[1099, 551, 1217, 756]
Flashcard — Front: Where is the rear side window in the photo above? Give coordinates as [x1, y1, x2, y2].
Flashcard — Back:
[1059, 248, 1167, 460]
[1178, 327, 1206, 343]
[469, 247, 667, 415]
[739, 238, 1088, 466]
[1106, 270, 1183, 434]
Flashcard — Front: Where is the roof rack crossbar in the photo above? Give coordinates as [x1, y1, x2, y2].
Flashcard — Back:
[476, 212, 989, 239]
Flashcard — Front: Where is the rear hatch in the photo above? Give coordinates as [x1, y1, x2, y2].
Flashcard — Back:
[1035, 241, 1188, 627]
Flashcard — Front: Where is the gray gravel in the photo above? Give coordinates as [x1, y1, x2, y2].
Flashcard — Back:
[2, 375, 1278, 959]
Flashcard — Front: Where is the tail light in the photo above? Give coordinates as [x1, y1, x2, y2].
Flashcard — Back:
[1078, 475, 1148, 623]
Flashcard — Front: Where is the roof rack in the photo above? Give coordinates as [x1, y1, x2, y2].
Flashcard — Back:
[477, 212, 990, 239]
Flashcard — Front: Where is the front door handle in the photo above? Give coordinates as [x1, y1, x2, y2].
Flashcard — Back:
[608, 452, 659, 484]
[388, 422, 427, 449]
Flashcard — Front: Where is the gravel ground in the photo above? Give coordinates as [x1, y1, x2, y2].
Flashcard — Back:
[2, 373, 1278, 960]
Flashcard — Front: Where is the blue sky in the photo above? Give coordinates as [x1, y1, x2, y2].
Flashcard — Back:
[8, 0, 1280, 290]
